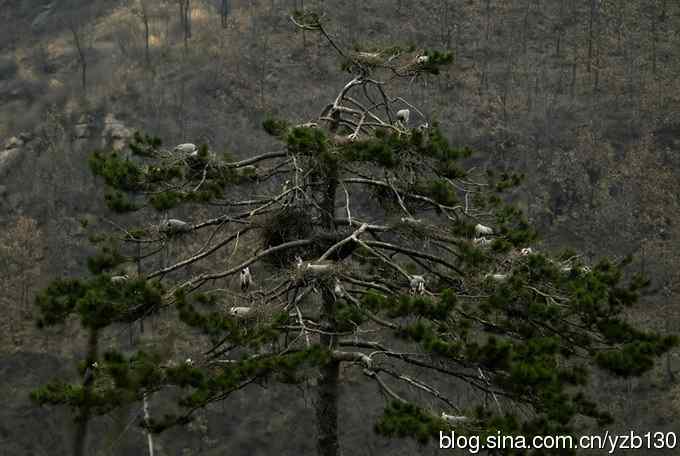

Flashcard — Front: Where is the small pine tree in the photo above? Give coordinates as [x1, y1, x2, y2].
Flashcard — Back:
[33, 12, 676, 456]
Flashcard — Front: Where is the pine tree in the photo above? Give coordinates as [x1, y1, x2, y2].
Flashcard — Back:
[32, 12, 676, 456]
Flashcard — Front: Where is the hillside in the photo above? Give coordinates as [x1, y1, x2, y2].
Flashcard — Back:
[1, 1, 679, 454]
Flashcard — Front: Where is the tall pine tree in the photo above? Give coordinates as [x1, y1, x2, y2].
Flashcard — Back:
[32, 12, 676, 456]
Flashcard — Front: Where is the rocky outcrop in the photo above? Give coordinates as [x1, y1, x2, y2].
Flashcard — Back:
[73, 115, 93, 140]
[102, 113, 132, 151]
[0, 139, 24, 178]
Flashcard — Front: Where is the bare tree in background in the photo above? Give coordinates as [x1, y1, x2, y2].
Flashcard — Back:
[0, 217, 44, 343]
[178, 0, 191, 50]
[221, 0, 230, 28]
[131, 0, 153, 68]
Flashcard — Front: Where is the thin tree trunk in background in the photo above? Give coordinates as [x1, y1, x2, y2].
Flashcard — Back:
[69, 23, 88, 95]
[143, 393, 155, 456]
[142, 2, 151, 68]
[73, 329, 99, 456]
[221, 0, 230, 28]
[587, 0, 596, 72]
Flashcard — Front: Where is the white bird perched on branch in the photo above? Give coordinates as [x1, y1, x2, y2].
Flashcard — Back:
[441, 412, 468, 423]
[185, 358, 193, 366]
[240, 267, 253, 291]
[111, 274, 129, 284]
[396, 109, 410, 125]
[474, 223, 494, 237]
[416, 122, 429, 132]
[229, 307, 253, 319]
[485, 273, 508, 282]
[159, 219, 192, 234]
[174, 143, 198, 156]
[334, 278, 345, 297]
[409, 275, 426, 295]
[520, 247, 534, 256]
[417, 55, 430, 64]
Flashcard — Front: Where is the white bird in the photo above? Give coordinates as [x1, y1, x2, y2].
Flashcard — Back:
[174, 143, 198, 156]
[111, 274, 129, 284]
[229, 307, 253, 318]
[474, 223, 494, 237]
[396, 109, 410, 125]
[416, 122, 429, 132]
[441, 412, 468, 423]
[473, 237, 492, 247]
[160, 219, 192, 234]
[409, 275, 426, 295]
[240, 267, 252, 291]
[520, 247, 534, 256]
[485, 273, 508, 282]
[185, 358, 194, 367]
[417, 55, 430, 64]
[334, 278, 344, 297]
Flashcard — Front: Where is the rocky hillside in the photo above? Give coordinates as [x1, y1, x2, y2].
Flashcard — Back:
[1, 0, 680, 454]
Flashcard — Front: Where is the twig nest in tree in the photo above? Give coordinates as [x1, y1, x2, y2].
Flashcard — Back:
[474, 223, 494, 237]
[237, 165, 258, 179]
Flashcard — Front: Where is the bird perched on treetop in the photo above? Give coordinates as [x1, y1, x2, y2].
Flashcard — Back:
[174, 143, 198, 156]
[474, 223, 494, 237]
[409, 275, 426, 295]
[396, 109, 410, 125]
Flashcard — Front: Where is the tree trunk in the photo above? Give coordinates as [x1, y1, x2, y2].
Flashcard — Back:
[316, 287, 340, 456]
[73, 329, 99, 456]
[143, 392, 155, 456]
[316, 158, 340, 456]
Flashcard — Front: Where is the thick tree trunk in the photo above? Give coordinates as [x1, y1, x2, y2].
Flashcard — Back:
[316, 159, 340, 456]
[316, 288, 340, 456]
